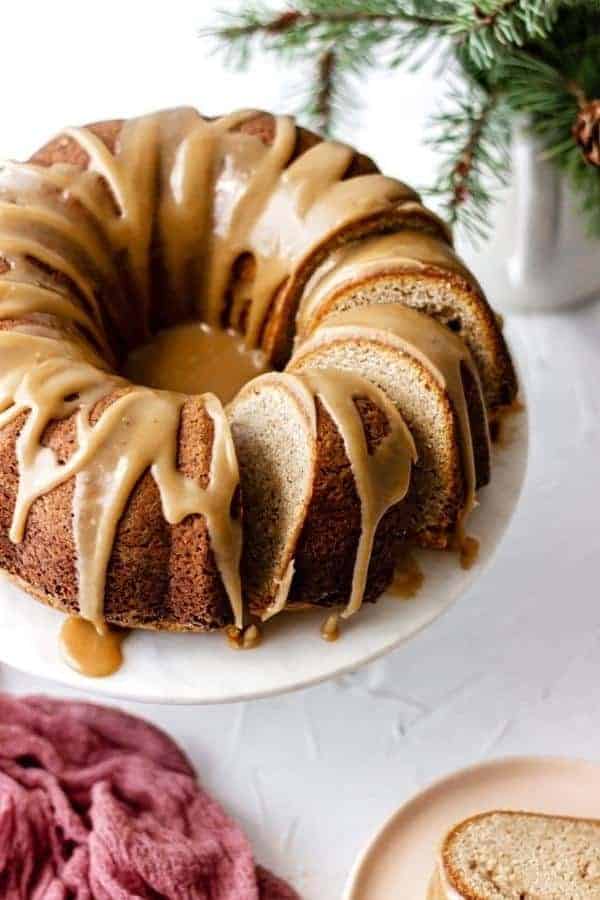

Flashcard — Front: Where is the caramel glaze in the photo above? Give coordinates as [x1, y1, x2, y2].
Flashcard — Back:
[124, 321, 270, 403]
[281, 370, 417, 619]
[458, 535, 480, 571]
[60, 107, 432, 348]
[320, 613, 341, 642]
[225, 623, 262, 650]
[391, 549, 424, 599]
[60, 616, 126, 677]
[0, 106, 447, 663]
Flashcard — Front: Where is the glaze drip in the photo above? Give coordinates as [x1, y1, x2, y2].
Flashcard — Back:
[293, 369, 416, 618]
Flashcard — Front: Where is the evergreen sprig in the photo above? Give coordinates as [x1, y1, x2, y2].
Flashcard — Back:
[205, 1, 600, 240]
[424, 86, 511, 240]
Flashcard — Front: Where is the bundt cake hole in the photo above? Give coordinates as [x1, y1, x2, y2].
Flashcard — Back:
[121, 318, 271, 405]
[116, 251, 277, 403]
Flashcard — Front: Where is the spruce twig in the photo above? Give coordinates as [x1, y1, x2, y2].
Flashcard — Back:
[314, 48, 337, 135]
[204, 1, 600, 240]
[424, 85, 510, 241]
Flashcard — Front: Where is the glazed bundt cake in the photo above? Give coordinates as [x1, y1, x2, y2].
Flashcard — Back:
[0, 106, 517, 667]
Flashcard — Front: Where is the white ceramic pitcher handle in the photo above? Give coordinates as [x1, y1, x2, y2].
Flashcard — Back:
[508, 124, 561, 287]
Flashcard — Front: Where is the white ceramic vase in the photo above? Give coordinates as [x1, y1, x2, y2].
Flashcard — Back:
[460, 123, 600, 313]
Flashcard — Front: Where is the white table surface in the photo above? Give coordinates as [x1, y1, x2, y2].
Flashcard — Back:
[2, 3, 600, 897]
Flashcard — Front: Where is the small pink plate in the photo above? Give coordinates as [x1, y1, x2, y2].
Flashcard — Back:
[344, 756, 600, 899]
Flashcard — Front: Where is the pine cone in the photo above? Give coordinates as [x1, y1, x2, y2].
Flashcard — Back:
[573, 100, 600, 167]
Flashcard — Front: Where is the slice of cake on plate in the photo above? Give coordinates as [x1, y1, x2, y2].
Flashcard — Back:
[430, 810, 600, 899]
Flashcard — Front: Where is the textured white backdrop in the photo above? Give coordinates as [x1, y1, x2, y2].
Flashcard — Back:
[2, 3, 600, 897]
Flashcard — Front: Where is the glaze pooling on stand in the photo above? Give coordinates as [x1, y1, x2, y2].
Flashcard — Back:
[391, 549, 424, 599]
[59, 616, 126, 678]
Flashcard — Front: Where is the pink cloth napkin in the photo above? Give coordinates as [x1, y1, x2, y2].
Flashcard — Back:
[0, 694, 300, 899]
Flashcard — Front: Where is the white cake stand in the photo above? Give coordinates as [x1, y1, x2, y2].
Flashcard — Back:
[0, 350, 528, 705]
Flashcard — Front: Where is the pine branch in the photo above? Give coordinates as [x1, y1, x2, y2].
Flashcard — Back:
[424, 84, 511, 241]
[203, 1, 600, 240]
[205, 3, 449, 80]
[451, 0, 559, 69]
[313, 48, 337, 135]
[208, 1, 561, 71]
[208, 3, 455, 48]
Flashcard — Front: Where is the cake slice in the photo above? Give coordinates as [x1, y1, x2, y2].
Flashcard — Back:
[228, 370, 415, 618]
[295, 229, 517, 414]
[289, 304, 490, 549]
[431, 811, 600, 899]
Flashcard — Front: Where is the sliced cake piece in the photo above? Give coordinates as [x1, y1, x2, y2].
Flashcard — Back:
[431, 810, 600, 899]
[289, 304, 490, 549]
[295, 229, 517, 414]
[227, 370, 415, 619]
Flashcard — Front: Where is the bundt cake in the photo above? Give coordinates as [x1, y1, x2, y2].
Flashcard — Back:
[0, 106, 517, 672]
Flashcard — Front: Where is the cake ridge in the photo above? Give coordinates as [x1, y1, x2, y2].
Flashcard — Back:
[294, 368, 416, 618]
